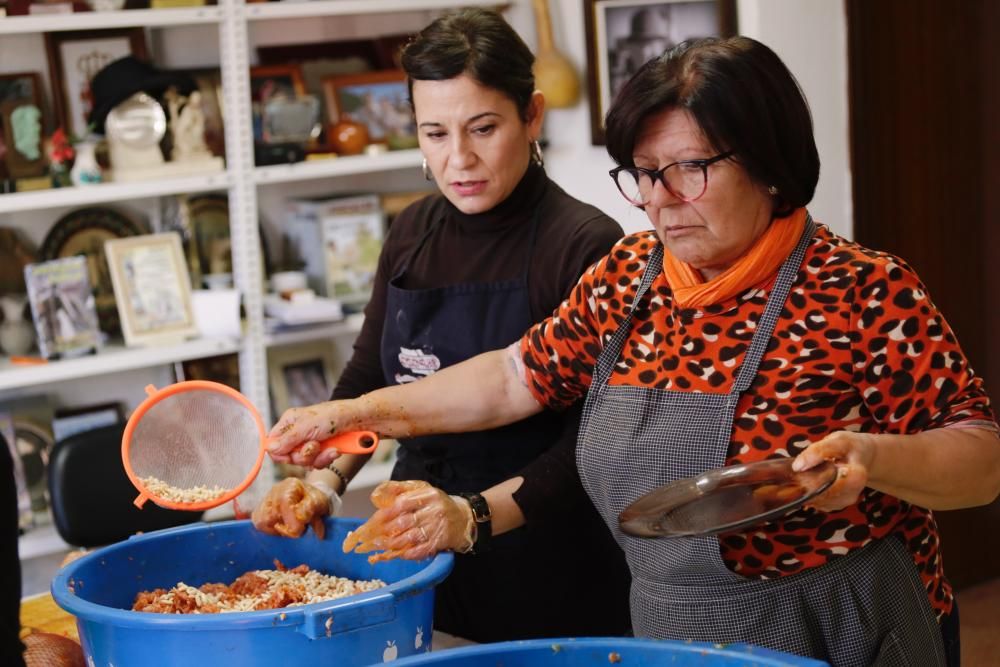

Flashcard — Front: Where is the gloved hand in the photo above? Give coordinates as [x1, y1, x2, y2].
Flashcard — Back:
[343, 480, 475, 563]
[251, 477, 342, 539]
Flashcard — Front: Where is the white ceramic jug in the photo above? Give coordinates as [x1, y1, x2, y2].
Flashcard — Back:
[0, 294, 35, 356]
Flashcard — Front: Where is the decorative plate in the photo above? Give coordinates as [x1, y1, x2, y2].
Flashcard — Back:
[39, 207, 145, 334]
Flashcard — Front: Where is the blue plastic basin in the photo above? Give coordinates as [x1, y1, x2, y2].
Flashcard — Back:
[51, 518, 452, 666]
[392, 638, 828, 666]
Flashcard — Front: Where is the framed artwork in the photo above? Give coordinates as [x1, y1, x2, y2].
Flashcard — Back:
[178, 353, 240, 391]
[104, 232, 198, 347]
[250, 64, 306, 142]
[584, 0, 736, 144]
[38, 206, 145, 335]
[267, 341, 339, 417]
[24, 256, 101, 359]
[0, 74, 46, 179]
[321, 69, 416, 147]
[44, 28, 149, 139]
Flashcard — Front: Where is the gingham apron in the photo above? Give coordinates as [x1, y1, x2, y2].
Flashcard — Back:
[578, 217, 946, 665]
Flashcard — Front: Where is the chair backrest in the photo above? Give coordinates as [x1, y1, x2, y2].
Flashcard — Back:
[47, 422, 203, 548]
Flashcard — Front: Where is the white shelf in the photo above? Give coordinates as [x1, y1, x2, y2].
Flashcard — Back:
[254, 150, 423, 186]
[264, 315, 363, 347]
[0, 172, 232, 214]
[19, 521, 71, 561]
[0, 336, 240, 392]
[0, 6, 224, 34]
[246, 0, 505, 21]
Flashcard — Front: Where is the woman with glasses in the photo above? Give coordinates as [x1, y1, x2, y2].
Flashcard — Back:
[266, 36, 999, 664]
[253, 8, 631, 642]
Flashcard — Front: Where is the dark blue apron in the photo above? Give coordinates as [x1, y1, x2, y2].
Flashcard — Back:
[381, 209, 560, 492]
[380, 207, 584, 641]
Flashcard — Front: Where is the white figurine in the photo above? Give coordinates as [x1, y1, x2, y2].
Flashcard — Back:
[166, 88, 212, 162]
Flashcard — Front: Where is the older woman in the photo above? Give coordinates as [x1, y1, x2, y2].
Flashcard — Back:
[253, 8, 630, 642]
[266, 37, 1000, 665]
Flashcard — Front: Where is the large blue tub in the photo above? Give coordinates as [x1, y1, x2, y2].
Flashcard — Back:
[52, 518, 453, 666]
[392, 637, 827, 666]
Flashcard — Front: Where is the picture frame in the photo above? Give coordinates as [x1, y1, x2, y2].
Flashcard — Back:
[0, 73, 46, 178]
[44, 28, 149, 139]
[321, 69, 416, 147]
[267, 341, 340, 417]
[104, 232, 198, 347]
[584, 0, 736, 145]
[24, 256, 101, 360]
[0, 98, 46, 179]
[177, 353, 240, 391]
[250, 64, 306, 143]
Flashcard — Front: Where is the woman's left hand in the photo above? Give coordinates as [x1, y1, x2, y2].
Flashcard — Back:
[793, 431, 877, 512]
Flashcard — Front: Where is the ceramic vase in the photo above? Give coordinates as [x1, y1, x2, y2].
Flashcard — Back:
[0, 295, 35, 356]
[70, 140, 102, 186]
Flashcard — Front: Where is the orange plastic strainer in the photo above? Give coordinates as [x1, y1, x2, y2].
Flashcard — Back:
[122, 380, 378, 511]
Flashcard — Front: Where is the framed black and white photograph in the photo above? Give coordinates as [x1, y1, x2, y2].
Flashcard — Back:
[584, 0, 737, 144]
[104, 232, 198, 347]
[24, 256, 101, 360]
[267, 342, 339, 417]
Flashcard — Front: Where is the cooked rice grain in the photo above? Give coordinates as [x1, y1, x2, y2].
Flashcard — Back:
[139, 476, 228, 504]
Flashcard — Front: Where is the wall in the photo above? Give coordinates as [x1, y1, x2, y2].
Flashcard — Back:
[507, 0, 853, 238]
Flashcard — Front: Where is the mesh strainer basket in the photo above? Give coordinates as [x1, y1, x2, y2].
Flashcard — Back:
[122, 380, 378, 511]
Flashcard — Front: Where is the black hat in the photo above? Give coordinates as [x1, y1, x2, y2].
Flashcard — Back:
[87, 56, 197, 135]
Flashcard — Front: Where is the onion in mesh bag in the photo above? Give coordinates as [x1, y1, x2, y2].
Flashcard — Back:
[22, 632, 86, 667]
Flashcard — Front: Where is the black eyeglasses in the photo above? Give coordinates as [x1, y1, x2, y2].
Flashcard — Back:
[609, 151, 734, 206]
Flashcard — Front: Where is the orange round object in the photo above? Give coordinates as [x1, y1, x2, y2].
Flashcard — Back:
[329, 119, 369, 155]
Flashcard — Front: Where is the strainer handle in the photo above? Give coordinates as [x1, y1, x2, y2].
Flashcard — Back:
[318, 431, 379, 455]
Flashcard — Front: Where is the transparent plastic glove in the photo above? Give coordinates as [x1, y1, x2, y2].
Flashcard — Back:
[251, 477, 340, 539]
[343, 480, 474, 563]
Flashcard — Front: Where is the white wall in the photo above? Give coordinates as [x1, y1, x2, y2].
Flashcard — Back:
[508, 0, 853, 238]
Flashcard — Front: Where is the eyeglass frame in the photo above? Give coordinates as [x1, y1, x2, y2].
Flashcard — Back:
[609, 150, 735, 205]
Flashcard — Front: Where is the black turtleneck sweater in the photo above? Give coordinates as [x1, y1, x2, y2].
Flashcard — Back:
[334, 163, 631, 639]
[333, 162, 623, 524]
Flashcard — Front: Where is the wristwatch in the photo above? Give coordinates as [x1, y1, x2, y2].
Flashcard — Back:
[458, 492, 492, 554]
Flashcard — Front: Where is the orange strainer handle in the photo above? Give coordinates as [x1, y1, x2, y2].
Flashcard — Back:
[318, 431, 379, 455]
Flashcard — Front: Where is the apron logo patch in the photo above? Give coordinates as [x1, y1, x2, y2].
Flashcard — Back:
[395, 346, 441, 384]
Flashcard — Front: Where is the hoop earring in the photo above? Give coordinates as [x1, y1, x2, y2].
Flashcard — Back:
[767, 185, 779, 195]
[422, 158, 432, 181]
[530, 140, 544, 167]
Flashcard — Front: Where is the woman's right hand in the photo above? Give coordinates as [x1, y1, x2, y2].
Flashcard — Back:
[252, 477, 333, 539]
[267, 401, 351, 469]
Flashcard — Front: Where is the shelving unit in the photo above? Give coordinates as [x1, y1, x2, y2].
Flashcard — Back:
[3, 1, 517, 563]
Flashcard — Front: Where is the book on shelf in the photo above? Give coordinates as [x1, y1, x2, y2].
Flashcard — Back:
[23, 256, 101, 360]
[285, 192, 384, 307]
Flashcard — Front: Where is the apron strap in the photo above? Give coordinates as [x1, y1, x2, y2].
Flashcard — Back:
[591, 243, 664, 388]
[730, 215, 816, 394]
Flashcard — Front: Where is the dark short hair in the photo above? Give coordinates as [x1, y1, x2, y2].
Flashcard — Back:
[401, 8, 536, 121]
[605, 36, 820, 214]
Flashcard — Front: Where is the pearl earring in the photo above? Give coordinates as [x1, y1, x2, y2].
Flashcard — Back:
[768, 185, 779, 195]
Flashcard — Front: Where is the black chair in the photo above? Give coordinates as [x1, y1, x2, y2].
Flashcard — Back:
[47, 422, 203, 548]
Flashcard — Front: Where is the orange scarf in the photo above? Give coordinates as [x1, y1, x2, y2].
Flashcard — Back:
[662, 208, 808, 309]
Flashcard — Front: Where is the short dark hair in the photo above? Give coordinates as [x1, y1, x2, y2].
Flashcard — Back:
[605, 36, 820, 214]
[401, 8, 536, 121]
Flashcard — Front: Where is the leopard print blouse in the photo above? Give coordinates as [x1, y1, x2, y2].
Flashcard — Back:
[519, 222, 997, 619]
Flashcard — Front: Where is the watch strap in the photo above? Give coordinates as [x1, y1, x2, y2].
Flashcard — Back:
[457, 492, 492, 554]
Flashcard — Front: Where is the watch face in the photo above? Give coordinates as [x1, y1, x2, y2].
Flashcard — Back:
[106, 92, 166, 148]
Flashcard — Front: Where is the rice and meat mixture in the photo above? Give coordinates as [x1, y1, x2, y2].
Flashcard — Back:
[132, 560, 385, 614]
